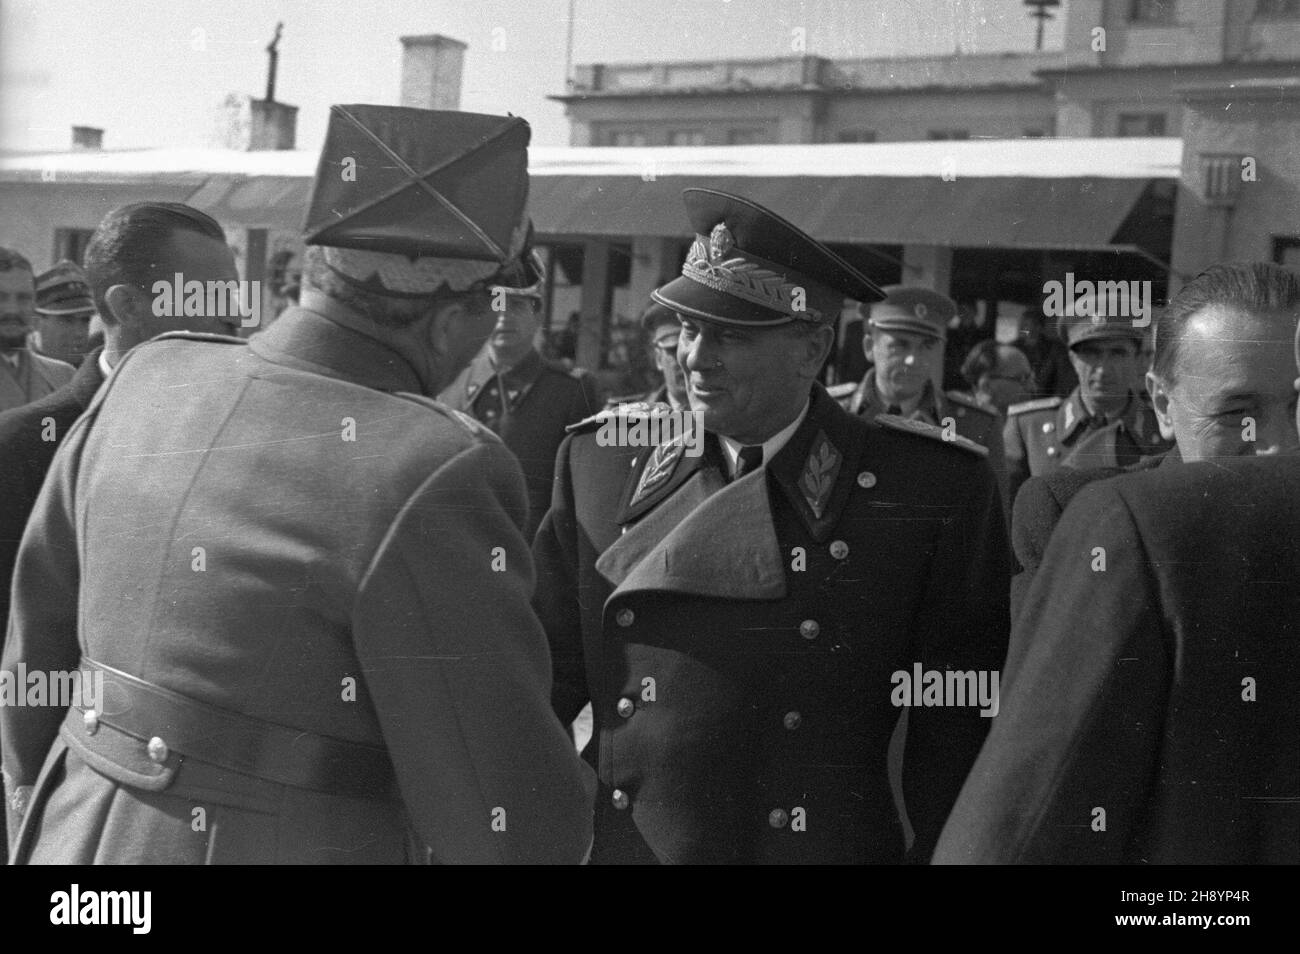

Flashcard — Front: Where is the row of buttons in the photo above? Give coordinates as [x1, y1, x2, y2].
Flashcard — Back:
[607, 789, 798, 830]
[616, 611, 824, 641]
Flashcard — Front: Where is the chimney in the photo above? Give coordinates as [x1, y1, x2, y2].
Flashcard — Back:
[215, 94, 298, 150]
[399, 34, 466, 110]
[71, 126, 103, 150]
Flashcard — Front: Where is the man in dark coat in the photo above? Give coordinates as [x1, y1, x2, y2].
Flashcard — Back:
[934, 454, 1300, 864]
[1008, 262, 1300, 617]
[1, 107, 592, 865]
[533, 188, 1009, 864]
[440, 251, 601, 540]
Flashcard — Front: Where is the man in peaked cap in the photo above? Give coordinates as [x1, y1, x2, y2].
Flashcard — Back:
[828, 286, 1007, 515]
[0, 248, 74, 414]
[29, 260, 94, 368]
[2, 106, 592, 865]
[533, 188, 1009, 864]
[605, 301, 690, 412]
[1003, 313, 1170, 505]
[440, 251, 601, 542]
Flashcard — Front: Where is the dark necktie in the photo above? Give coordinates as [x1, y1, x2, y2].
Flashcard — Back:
[735, 445, 763, 480]
[886, 404, 902, 416]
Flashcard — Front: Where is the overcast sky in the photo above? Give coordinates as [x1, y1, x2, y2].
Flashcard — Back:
[1, 0, 1064, 153]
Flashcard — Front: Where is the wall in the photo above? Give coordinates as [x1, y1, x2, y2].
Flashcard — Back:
[825, 88, 1055, 141]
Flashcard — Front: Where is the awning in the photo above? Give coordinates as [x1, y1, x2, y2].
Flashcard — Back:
[527, 175, 1154, 250]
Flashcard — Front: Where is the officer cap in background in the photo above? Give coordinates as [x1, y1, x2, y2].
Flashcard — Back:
[1064, 314, 1146, 350]
[641, 301, 681, 348]
[35, 260, 95, 317]
[651, 189, 882, 328]
[303, 105, 534, 299]
[866, 285, 955, 341]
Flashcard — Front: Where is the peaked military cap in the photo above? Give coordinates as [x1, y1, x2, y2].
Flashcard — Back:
[651, 189, 883, 327]
[641, 301, 681, 346]
[1064, 313, 1145, 349]
[303, 105, 534, 299]
[867, 285, 955, 341]
[35, 260, 95, 316]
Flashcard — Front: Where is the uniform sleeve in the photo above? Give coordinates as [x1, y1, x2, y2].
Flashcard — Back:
[1003, 415, 1029, 507]
[932, 482, 1166, 863]
[0, 414, 90, 850]
[901, 454, 1010, 862]
[531, 434, 589, 726]
[352, 438, 594, 864]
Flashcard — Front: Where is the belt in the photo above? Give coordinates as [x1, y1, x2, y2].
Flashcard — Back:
[75, 658, 397, 801]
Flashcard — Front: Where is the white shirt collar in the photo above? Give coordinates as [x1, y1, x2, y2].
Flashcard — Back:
[718, 399, 810, 478]
[98, 348, 115, 379]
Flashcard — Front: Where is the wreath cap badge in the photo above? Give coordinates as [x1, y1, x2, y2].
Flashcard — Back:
[708, 223, 735, 262]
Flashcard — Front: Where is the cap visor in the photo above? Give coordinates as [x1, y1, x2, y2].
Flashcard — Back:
[651, 275, 794, 328]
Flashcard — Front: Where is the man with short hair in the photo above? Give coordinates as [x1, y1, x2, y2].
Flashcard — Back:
[829, 286, 1007, 510]
[933, 318, 1300, 866]
[440, 251, 600, 541]
[1003, 316, 1169, 505]
[29, 261, 94, 368]
[534, 189, 1008, 864]
[1009, 262, 1300, 618]
[2, 107, 592, 865]
[0, 249, 74, 414]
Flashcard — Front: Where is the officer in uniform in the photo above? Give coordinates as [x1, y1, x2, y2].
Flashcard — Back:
[1, 106, 593, 865]
[29, 260, 94, 368]
[828, 286, 1007, 513]
[533, 188, 1009, 864]
[605, 301, 689, 411]
[1003, 315, 1170, 504]
[440, 251, 601, 541]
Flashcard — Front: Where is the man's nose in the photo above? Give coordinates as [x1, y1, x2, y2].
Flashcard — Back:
[683, 336, 713, 372]
[1251, 413, 1300, 456]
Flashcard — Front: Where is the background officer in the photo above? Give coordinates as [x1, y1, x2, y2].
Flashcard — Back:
[605, 301, 689, 411]
[534, 188, 1008, 864]
[1004, 315, 1170, 504]
[30, 260, 94, 368]
[829, 286, 1007, 514]
[440, 251, 601, 541]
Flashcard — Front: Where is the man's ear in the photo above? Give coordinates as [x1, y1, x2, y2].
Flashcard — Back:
[102, 284, 146, 328]
[1146, 370, 1176, 441]
[798, 324, 835, 379]
[861, 327, 873, 361]
[423, 298, 465, 355]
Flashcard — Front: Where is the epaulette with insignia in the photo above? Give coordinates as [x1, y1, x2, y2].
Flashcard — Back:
[392, 391, 495, 440]
[1007, 396, 1062, 416]
[826, 381, 858, 401]
[945, 390, 997, 416]
[874, 413, 989, 457]
[566, 400, 672, 434]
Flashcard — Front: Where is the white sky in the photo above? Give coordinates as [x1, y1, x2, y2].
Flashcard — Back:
[0, 0, 1064, 153]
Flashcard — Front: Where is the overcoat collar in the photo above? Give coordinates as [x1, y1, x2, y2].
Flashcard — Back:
[248, 305, 425, 394]
[598, 384, 866, 601]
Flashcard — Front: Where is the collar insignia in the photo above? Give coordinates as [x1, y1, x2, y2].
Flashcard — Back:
[799, 430, 841, 520]
[630, 432, 688, 507]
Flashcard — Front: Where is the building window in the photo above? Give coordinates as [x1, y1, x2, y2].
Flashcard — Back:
[1117, 113, 1167, 136]
[836, 130, 878, 143]
[1256, 0, 1300, 17]
[606, 129, 647, 147]
[667, 129, 705, 146]
[926, 130, 970, 141]
[52, 228, 94, 266]
[727, 128, 772, 145]
[1129, 0, 1176, 22]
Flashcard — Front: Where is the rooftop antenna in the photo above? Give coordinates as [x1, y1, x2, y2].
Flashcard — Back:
[1023, 0, 1060, 52]
[564, 0, 576, 89]
[265, 21, 284, 102]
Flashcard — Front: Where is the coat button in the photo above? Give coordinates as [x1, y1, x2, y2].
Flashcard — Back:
[147, 736, 169, 764]
[783, 711, 802, 731]
[768, 808, 789, 828]
[829, 540, 849, 560]
[799, 619, 820, 640]
[1046, 446, 1058, 457]
[615, 608, 635, 627]
[1042, 421, 1054, 433]
[616, 697, 635, 718]
[83, 709, 99, 735]
[611, 789, 630, 810]
[856, 471, 876, 489]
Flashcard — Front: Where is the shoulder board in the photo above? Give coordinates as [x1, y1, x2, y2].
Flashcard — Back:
[874, 413, 989, 457]
[566, 400, 673, 434]
[826, 382, 858, 400]
[149, 330, 247, 346]
[945, 390, 998, 416]
[1007, 396, 1062, 416]
[391, 391, 495, 441]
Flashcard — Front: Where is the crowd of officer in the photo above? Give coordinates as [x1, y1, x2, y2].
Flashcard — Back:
[0, 103, 1294, 865]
